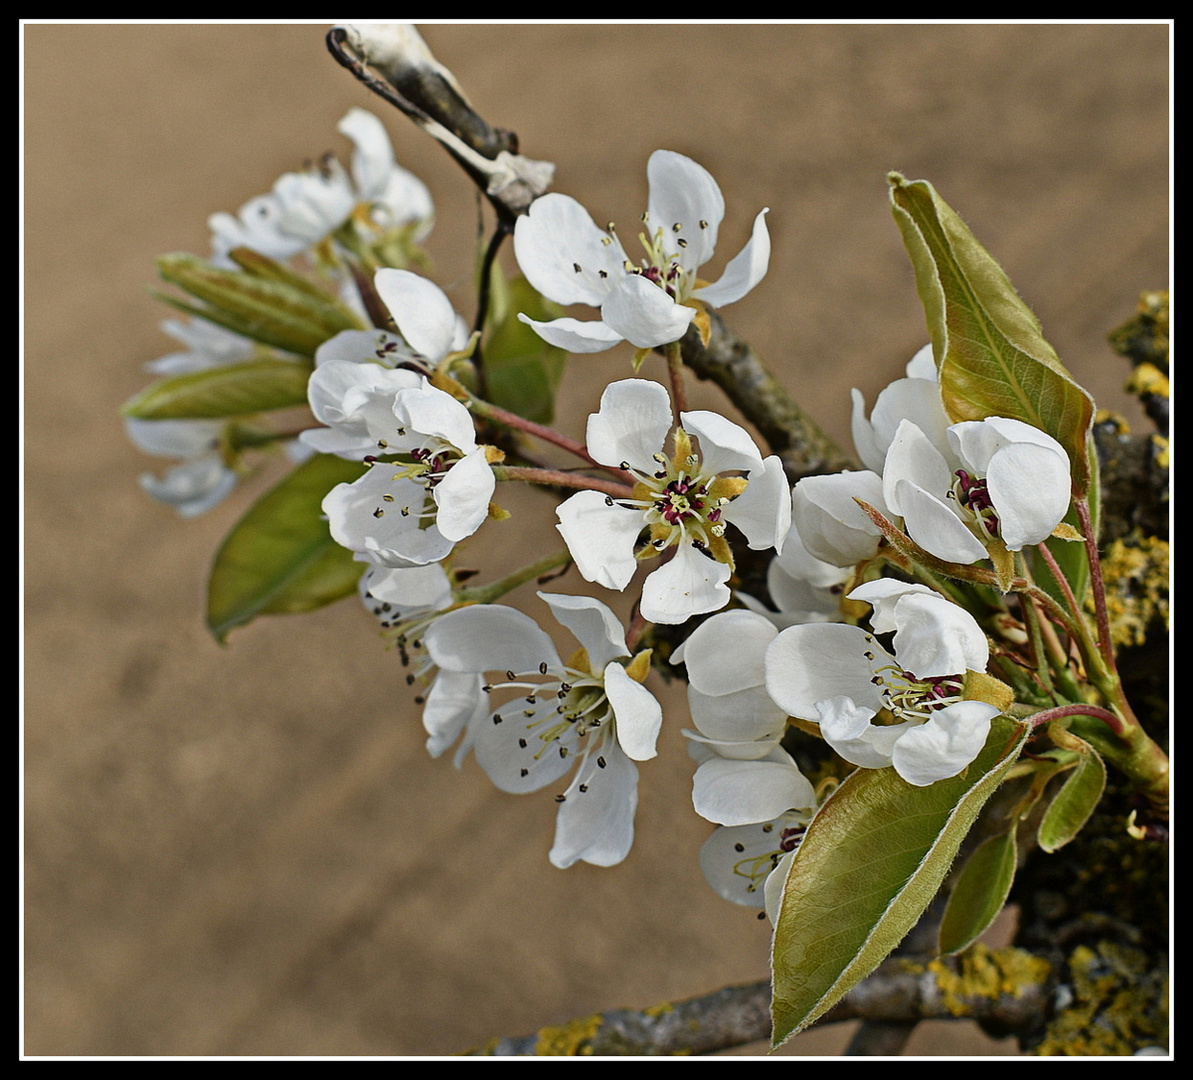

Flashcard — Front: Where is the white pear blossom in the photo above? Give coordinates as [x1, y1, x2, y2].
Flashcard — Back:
[690, 746, 818, 909]
[514, 149, 770, 353]
[556, 379, 790, 624]
[672, 608, 788, 760]
[208, 108, 433, 267]
[302, 357, 425, 459]
[424, 592, 663, 868]
[765, 580, 999, 786]
[882, 415, 1072, 563]
[320, 375, 495, 568]
[301, 268, 472, 457]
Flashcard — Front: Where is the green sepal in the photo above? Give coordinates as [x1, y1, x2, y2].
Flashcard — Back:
[121, 357, 313, 420]
[888, 174, 1096, 495]
[206, 453, 367, 643]
[770, 715, 1028, 1048]
[156, 252, 363, 358]
[481, 275, 567, 424]
[937, 822, 1019, 956]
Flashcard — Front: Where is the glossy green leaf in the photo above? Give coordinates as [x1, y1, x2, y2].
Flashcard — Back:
[121, 358, 313, 420]
[1038, 731, 1106, 853]
[207, 454, 366, 643]
[938, 823, 1019, 956]
[157, 252, 363, 357]
[482, 276, 567, 424]
[770, 716, 1028, 1048]
[888, 174, 1096, 494]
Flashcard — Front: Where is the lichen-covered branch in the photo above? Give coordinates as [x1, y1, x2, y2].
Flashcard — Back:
[464, 944, 1059, 1056]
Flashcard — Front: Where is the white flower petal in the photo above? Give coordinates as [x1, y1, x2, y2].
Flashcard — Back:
[905, 343, 937, 381]
[765, 622, 884, 720]
[373, 268, 460, 363]
[601, 273, 696, 349]
[984, 442, 1071, 550]
[603, 661, 662, 762]
[513, 192, 626, 307]
[646, 149, 724, 270]
[692, 755, 816, 826]
[695, 207, 770, 308]
[790, 470, 889, 566]
[516, 313, 625, 353]
[700, 821, 785, 907]
[423, 604, 561, 674]
[680, 609, 776, 697]
[549, 738, 638, 868]
[886, 592, 989, 678]
[474, 697, 577, 795]
[392, 379, 478, 453]
[304, 358, 422, 458]
[949, 415, 1064, 473]
[846, 578, 939, 632]
[338, 107, 396, 201]
[362, 563, 452, 612]
[322, 469, 454, 568]
[680, 410, 764, 477]
[638, 544, 731, 624]
[422, 670, 487, 759]
[771, 517, 852, 591]
[722, 454, 792, 552]
[763, 847, 798, 925]
[139, 456, 237, 517]
[852, 373, 949, 476]
[585, 378, 674, 474]
[684, 684, 787, 757]
[882, 418, 956, 519]
[312, 328, 413, 370]
[890, 702, 998, 786]
[895, 479, 989, 564]
[818, 703, 912, 769]
[538, 591, 627, 671]
[555, 489, 644, 591]
[431, 448, 494, 542]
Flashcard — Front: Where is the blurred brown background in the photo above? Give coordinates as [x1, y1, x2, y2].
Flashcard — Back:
[23, 22, 1169, 1057]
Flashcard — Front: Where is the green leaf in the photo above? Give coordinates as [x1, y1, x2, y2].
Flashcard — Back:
[770, 716, 1028, 1048]
[482, 276, 567, 424]
[121, 358, 313, 420]
[937, 823, 1019, 956]
[1037, 732, 1106, 853]
[156, 253, 363, 357]
[206, 453, 367, 643]
[888, 174, 1096, 494]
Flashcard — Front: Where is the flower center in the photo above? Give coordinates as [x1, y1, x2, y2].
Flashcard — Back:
[364, 437, 459, 527]
[951, 468, 1001, 538]
[627, 220, 690, 301]
[612, 428, 743, 563]
[869, 659, 965, 722]
[730, 811, 810, 896]
[482, 661, 611, 768]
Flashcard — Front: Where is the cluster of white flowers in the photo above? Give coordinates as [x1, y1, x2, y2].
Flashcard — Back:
[127, 109, 437, 517]
[129, 127, 1077, 917]
[208, 107, 433, 269]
